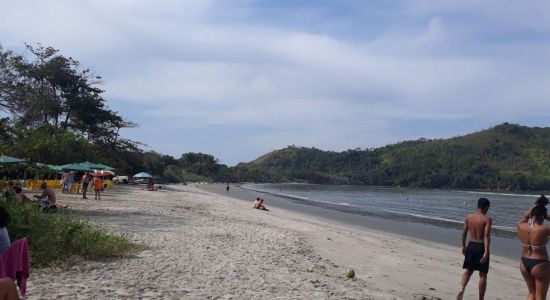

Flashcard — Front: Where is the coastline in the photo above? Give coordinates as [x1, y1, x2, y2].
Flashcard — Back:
[202, 183, 520, 260]
[198, 183, 526, 299]
[26, 184, 526, 299]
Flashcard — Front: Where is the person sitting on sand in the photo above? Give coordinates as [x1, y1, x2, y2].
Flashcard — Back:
[457, 198, 492, 300]
[146, 181, 157, 191]
[3, 181, 16, 201]
[253, 198, 269, 211]
[14, 187, 31, 203]
[253, 197, 261, 208]
[517, 195, 550, 300]
[34, 182, 58, 211]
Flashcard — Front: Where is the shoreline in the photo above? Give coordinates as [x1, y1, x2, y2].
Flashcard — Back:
[199, 183, 526, 298]
[201, 183, 520, 260]
[26, 184, 526, 299]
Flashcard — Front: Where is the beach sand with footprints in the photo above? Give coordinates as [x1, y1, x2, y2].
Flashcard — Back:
[26, 184, 525, 299]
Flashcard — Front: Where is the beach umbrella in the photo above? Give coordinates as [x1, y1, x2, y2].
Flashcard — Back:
[0, 155, 26, 165]
[133, 172, 152, 178]
[81, 161, 115, 171]
[95, 170, 115, 176]
[35, 163, 62, 172]
[92, 163, 115, 171]
[59, 162, 94, 172]
[48, 165, 63, 172]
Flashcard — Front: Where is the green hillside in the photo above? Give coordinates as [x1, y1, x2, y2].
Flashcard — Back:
[235, 123, 550, 191]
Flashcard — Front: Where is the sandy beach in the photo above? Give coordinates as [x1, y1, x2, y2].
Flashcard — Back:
[26, 184, 526, 299]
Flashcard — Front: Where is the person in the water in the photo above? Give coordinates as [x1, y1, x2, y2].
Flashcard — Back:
[457, 197, 492, 300]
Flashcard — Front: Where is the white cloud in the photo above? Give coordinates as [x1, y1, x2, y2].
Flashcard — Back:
[1, 0, 549, 164]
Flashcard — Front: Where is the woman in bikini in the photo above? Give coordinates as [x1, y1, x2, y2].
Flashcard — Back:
[518, 195, 550, 300]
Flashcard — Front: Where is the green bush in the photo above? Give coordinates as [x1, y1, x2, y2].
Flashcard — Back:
[1, 197, 145, 267]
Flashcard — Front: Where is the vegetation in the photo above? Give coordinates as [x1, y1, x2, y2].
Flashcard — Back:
[1, 193, 143, 267]
[0, 43, 228, 179]
[2, 43, 549, 191]
[235, 123, 550, 191]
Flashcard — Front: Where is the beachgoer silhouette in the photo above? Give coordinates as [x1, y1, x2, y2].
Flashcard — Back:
[458, 198, 492, 300]
[517, 195, 550, 299]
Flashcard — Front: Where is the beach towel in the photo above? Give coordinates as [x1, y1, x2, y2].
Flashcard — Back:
[0, 238, 30, 296]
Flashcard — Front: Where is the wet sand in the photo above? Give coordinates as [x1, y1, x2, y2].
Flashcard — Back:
[202, 184, 519, 259]
[26, 184, 526, 299]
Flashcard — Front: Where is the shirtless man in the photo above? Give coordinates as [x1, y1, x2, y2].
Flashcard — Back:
[34, 182, 57, 210]
[458, 197, 492, 300]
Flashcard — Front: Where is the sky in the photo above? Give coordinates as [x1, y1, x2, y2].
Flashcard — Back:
[1, 0, 550, 165]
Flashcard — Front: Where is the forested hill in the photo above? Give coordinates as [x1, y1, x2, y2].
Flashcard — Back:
[234, 123, 550, 191]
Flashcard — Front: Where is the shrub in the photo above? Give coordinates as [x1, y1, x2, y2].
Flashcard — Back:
[1, 197, 145, 267]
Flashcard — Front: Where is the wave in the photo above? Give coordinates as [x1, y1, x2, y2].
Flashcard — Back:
[241, 183, 520, 235]
[462, 190, 539, 198]
[381, 209, 517, 232]
[382, 209, 464, 225]
[240, 185, 309, 201]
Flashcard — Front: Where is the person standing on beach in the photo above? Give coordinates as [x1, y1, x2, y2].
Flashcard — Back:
[93, 175, 103, 200]
[81, 172, 90, 199]
[226, 184, 230, 193]
[458, 197, 492, 300]
[517, 195, 550, 300]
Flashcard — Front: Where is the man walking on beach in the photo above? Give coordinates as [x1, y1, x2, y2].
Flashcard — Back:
[457, 198, 492, 300]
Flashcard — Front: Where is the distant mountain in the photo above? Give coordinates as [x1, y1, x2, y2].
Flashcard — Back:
[233, 123, 550, 191]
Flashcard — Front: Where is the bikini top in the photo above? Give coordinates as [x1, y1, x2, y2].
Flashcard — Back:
[521, 218, 547, 255]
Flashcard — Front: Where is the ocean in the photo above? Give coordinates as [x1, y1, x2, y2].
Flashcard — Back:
[242, 183, 542, 234]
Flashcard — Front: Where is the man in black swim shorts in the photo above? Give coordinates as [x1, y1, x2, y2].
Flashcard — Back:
[458, 198, 492, 300]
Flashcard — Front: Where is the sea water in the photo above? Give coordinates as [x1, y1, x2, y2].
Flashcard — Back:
[243, 183, 541, 233]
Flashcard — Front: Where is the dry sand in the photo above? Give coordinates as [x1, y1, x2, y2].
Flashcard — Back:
[26, 184, 526, 299]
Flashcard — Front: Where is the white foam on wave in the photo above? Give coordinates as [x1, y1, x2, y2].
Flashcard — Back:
[383, 209, 464, 225]
[462, 190, 538, 198]
[240, 185, 309, 201]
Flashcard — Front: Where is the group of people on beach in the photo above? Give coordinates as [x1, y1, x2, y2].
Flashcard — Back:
[63, 172, 104, 200]
[459, 195, 550, 300]
[4, 180, 62, 211]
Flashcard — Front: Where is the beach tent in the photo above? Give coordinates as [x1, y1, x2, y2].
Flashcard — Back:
[0, 155, 26, 165]
[133, 172, 152, 178]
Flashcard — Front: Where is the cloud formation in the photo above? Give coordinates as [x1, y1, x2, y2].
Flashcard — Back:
[1, 0, 549, 164]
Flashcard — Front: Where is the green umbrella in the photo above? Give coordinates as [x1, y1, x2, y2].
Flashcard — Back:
[48, 164, 63, 172]
[36, 163, 63, 175]
[0, 155, 26, 165]
[59, 162, 95, 172]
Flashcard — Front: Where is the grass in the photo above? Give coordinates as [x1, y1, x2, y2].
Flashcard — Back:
[1, 195, 145, 268]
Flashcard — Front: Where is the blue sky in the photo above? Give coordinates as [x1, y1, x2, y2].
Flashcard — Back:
[1, 0, 550, 165]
